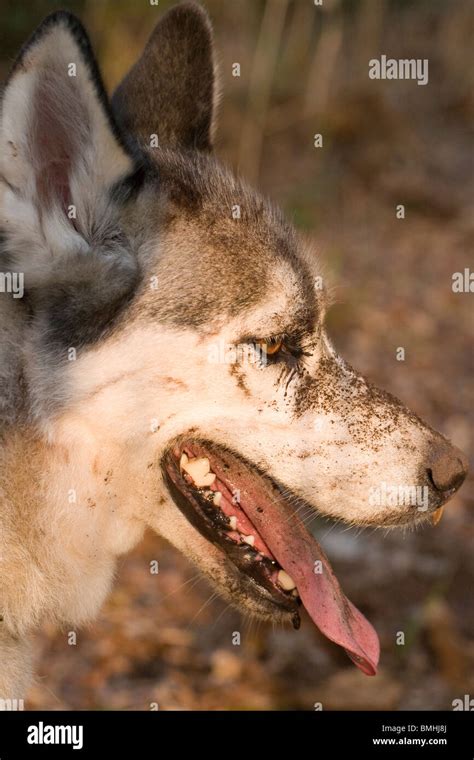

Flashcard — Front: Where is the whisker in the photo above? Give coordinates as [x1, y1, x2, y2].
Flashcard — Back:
[187, 591, 219, 626]
[156, 571, 203, 606]
[212, 602, 234, 629]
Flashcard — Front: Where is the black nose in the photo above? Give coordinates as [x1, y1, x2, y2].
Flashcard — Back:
[428, 445, 468, 493]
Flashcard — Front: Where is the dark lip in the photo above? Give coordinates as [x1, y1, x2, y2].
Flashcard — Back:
[161, 438, 302, 626]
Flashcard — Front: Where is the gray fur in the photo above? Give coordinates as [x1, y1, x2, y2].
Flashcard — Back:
[122, 149, 318, 332]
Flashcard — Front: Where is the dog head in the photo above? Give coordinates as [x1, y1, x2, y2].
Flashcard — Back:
[0, 4, 467, 674]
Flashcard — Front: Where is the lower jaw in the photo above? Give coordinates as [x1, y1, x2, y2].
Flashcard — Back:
[164, 467, 301, 625]
[204, 548, 298, 624]
[161, 441, 301, 627]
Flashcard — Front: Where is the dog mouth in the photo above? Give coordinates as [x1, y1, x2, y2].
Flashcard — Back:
[161, 438, 380, 676]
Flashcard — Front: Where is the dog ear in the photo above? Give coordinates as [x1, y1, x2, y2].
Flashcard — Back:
[0, 11, 136, 287]
[112, 2, 217, 152]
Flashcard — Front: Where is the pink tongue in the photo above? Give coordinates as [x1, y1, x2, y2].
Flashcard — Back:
[210, 454, 380, 676]
[264, 523, 380, 676]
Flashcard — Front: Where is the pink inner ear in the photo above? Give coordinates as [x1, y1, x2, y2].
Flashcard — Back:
[30, 70, 90, 214]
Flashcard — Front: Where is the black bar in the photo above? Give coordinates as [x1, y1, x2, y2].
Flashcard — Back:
[0, 710, 472, 758]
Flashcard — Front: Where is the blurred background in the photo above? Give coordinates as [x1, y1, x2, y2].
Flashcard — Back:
[1, 0, 473, 710]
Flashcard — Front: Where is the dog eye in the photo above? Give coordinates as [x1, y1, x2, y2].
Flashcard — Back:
[249, 334, 306, 371]
[257, 338, 284, 356]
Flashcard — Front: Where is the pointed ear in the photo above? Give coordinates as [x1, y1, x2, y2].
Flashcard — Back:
[0, 11, 135, 272]
[112, 2, 217, 152]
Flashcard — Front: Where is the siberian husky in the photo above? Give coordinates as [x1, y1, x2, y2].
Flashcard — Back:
[0, 3, 467, 700]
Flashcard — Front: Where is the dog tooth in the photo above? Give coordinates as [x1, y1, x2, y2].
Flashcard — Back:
[179, 453, 189, 469]
[213, 491, 222, 506]
[229, 516, 237, 530]
[181, 455, 207, 476]
[182, 457, 215, 487]
[277, 570, 297, 591]
[243, 535, 255, 546]
[200, 473, 216, 487]
[431, 506, 445, 526]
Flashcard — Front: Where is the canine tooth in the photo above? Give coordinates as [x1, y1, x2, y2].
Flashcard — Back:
[243, 535, 255, 546]
[229, 516, 237, 530]
[277, 570, 296, 591]
[431, 506, 445, 526]
[213, 491, 222, 506]
[179, 453, 189, 469]
[182, 457, 215, 487]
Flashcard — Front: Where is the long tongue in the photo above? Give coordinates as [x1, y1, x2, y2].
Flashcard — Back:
[261, 522, 380, 676]
[212, 452, 380, 676]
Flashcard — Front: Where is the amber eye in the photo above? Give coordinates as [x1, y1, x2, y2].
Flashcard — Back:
[257, 338, 284, 356]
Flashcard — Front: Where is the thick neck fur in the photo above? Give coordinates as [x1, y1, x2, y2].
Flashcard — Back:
[0, 419, 144, 635]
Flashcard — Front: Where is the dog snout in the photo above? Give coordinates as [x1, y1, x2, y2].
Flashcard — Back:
[427, 444, 468, 494]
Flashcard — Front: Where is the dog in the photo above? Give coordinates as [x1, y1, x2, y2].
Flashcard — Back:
[0, 2, 468, 700]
